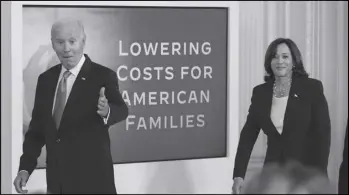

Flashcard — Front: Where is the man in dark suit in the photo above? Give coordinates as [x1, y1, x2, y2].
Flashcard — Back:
[338, 122, 348, 194]
[13, 18, 128, 194]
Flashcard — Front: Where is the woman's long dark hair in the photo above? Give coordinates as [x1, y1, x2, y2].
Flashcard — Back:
[264, 38, 309, 82]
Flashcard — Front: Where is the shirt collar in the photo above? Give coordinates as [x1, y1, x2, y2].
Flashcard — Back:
[61, 54, 86, 77]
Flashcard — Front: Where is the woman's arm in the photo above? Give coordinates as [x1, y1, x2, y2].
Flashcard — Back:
[233, 87, 261, 179]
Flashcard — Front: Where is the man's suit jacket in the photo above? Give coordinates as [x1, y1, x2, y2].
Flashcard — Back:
[233, 76, 331, 179]
[338, 123, 348, 194]
[19, 54, 128, 194]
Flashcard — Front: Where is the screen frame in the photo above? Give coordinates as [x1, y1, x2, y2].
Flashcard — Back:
[10, 1, 239, 193]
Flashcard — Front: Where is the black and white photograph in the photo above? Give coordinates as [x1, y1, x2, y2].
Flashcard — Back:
[1, 1, 347, 194]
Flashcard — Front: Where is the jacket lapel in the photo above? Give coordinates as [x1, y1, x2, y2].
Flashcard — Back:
[282, 76, 302, 135]
[58, 55, 93, 131]
[47, 65, 62, 128]
[262, 81, 281, 136]
[264, 81, 274, 118]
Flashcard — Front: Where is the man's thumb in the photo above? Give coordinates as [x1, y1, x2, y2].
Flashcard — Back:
[100, 87, 105, 97]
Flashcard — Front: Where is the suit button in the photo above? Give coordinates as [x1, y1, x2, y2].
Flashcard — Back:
[56, 139, 60, 143]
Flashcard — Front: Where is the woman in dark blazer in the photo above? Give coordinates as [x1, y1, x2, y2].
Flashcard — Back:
[232, 38, 331, 194]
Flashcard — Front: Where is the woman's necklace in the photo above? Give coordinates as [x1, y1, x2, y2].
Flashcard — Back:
[273, 77, 292, 98]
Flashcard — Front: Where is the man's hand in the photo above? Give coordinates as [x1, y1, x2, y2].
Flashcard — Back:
[14, 171, 29, 194]
[97, 87, 109, 117]
[232, 177, 244, 194]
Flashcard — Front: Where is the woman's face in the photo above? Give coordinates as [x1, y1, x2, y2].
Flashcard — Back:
[271, 43, 293, 78]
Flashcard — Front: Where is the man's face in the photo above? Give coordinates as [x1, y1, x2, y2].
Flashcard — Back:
[51, 22, 85, 69]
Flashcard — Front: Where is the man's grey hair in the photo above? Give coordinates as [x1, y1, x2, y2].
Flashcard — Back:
[51, 18, 86, 40]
